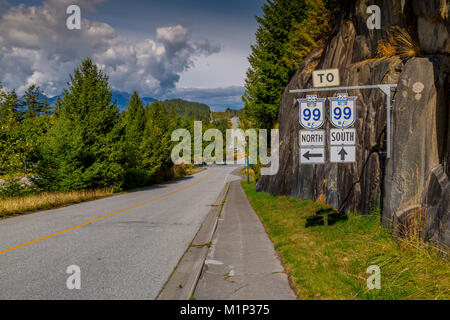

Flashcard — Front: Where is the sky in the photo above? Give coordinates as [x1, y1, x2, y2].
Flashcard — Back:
[0, 0, 265, 110]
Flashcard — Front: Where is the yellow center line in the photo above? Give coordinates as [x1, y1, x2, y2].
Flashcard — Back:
[0, 173, 213, 256]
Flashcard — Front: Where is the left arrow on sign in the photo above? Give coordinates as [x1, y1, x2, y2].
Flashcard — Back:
[300, 148, 325, 164]
[303, 151, 322, 160]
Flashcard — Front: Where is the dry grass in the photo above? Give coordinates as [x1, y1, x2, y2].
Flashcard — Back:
[377, 27, 422, 60]
[172, 163, 206, 177]
[391, 26, 422, 59]
[186, 166, 207, 175]
[377, 39, 396, 59]
[0, 188, 115, 219]
[171, 163, 188, 178]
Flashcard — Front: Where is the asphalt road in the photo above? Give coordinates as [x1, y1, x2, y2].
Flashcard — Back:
[0, 166, 237, 299]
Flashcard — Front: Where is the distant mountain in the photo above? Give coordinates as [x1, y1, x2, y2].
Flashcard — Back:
[42, 91, 222, 123]
[160, 98, 211, 122]
[45, 90, 155, 111]
[110, 91, 155, 110]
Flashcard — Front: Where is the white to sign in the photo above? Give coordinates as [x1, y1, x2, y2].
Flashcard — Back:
[300, 148, 325, 164]
[328, 93, 357, 129]
[330, 146, 356, 163]
[312, 69, 340, 88]
[300, 130, 325, 146]
[298, 95, 325, 130]
[330, 129, 356, 145]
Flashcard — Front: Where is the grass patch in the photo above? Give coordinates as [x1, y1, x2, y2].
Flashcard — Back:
[218, 185, 230, 218]
[0, 188, 115, 219]
[242, 181, 449, 300]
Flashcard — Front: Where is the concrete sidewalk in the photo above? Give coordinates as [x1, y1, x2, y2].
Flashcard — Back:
[194, 179, 297, 300]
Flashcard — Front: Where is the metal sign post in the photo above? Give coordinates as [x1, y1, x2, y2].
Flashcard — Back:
[289, 84, 397, 158]
[245, 137, 249, 184]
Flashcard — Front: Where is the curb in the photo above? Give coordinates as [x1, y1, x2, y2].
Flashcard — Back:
[157, 179, 231, 300]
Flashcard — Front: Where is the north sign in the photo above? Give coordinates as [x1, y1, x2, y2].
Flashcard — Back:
[300, 130, 325, 147]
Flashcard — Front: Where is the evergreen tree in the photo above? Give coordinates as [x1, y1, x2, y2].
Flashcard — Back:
[243, 0, 340, 129]
[141, 101, 174, 182]
[0, 88, 22, 123]
[119, 91, 148, 187]
[0, 85, 34, 177]
[123, 91, 146, 149]
[38, 58, 125, 191]
[23, 85, 51, 118]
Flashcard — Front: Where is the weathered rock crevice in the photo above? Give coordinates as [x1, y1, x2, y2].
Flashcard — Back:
[256, 0, 449, 249]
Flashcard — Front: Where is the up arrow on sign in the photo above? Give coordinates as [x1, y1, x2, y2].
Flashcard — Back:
[330, 146, 356, 163]
[338, 147, 348, 161]
[312, 69, 340, 88]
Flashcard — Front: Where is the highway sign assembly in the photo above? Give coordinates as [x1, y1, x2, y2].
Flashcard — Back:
[298, 95, 325, 130]
[330, 146, 356, 163]
[290, 83, 397, 160]
[328, 93, 357, 129]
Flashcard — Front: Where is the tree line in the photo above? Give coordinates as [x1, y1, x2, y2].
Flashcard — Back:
[0, 58, 221, 196]
[242, 0, 341, 129]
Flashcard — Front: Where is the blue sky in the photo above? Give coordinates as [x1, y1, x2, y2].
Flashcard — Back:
[0, 0, 265, 110]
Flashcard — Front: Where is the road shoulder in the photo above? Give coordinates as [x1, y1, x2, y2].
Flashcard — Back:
[193, 179, 297, 300]
[157, 174, 231, 300]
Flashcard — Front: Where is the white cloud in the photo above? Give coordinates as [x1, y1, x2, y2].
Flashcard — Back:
[0, 0, 220, 96]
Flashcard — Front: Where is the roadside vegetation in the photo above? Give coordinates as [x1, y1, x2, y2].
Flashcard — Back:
[0, 58, 227, 217]
[0, 163, 204, 219]
[0, 188, 114, 219]
[241, 180, 449, 300]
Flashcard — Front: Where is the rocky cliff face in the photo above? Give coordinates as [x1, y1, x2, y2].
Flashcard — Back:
[256, 0, 449, 249]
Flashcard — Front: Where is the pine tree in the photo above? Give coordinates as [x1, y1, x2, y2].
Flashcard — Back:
[0, 88, 22, 123]
[0, 85, 33, 177]
[123, 91, 146, 149]
[38, 58, 125, 191]
[243, 0, 340, 129]
[119, 91, 148, 187]
[141, 101, 174, 182]
[23, 85, 51, 118]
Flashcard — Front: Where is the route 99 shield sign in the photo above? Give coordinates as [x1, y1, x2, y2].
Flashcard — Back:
[328, 93, 357, 129]
[298, 95, 325, 130]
